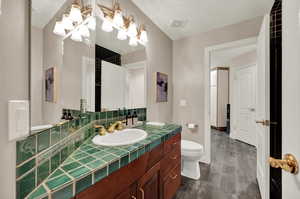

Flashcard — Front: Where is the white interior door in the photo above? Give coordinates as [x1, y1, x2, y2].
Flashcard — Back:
[282, 0, 300, 198]
[256, 15, 270, 199]
[233, 64, 257, 146]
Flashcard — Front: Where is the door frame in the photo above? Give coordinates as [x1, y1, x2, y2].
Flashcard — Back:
[203, 37, 257, 164]
[230, 63, 257, 147]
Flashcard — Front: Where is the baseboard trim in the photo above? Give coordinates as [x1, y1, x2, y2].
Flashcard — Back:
[211, 126, 227, 131]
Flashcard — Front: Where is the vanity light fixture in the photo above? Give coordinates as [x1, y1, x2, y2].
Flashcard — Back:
[62, 14, 74, 31]
[53, 21, 66, 36]
[97, 1, 148, 46]
[53, 0, 94, 42]
[129, 36, 138, 46]
[117, 29, 127, 40]
[69, 1, 83, 23]
[102, 17, 113, 32]
[112, 3, 124, 27]
[71, 30, 83, 42]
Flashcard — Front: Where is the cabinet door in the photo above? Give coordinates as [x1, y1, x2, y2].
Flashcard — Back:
[210, 86, 217, 126]
[115, 183, 137, 199]
[162, 165, 181, 199]
[137, 163, 160, 199]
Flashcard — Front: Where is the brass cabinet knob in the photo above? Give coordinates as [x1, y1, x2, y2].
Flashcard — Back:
[269, 154, 299, 174]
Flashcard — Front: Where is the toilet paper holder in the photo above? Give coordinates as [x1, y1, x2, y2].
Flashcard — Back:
[185, 123, 198, 129]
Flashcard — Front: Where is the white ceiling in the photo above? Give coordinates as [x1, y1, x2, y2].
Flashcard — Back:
[32, 0, 68, 28]
[210, 44, 257, 67]
[132, 0, 273, 40]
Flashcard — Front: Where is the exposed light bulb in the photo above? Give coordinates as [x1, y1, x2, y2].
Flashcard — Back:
[129, 36, 138, 46]
[139, 29, 148, 45]
[69, 4, 83, 23]
[79, 25, 90, 38]
[117, 29, 127, 40]
[71, 30, 82, 42]
[62, 14, 74, 30]
[113, 10, 124, 27]
[102, 19, 113, 32]
[87, 16, 96, 30]
[53, 21, 66, 36]
[127, 22, 137, 37]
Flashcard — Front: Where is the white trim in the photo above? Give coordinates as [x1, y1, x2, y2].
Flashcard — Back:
[203, 37, 257, 164]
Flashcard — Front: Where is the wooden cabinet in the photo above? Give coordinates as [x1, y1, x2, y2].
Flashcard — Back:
[210, 67, 229, 130]
[137, 163, 161, 199]
[76, 134, 181, 199]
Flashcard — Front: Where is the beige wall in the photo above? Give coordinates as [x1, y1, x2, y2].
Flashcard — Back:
[173, 17, 262, 146]
[0, 0, 29, 198]
[31, 27, 43, 126]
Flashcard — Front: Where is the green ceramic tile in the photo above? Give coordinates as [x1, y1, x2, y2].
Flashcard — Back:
[60, 147, 69, 162]
[105, 148, 128, 157]
[62, 162, 81, 172]
[85, 148, 100, 154]
[68, 166, 90, 179]
[76, 174, 92, 194]
[101, 154, 118, 163]
[130, 150, 138, 161]
[52, 184, 73, 199]
[61, 123, 69, 139]
[120, 155, 129, 167]
[16, 136, 36, 164]
[94, 166, 107, 182]
[16, 158, 35, 178]
[72, 152, 87, 160]
[49, 169, 64, 179]
[51, 153, 61, 172]
[78, 156, 96, 164]
[108, 160, 119, 175]
[46, 174, 72, 190]
[87, 159, 106, 170]
[138, 147, 146, 156]
[37, 160, 50, 185]
[27, 185, 47, 199]
[50, 126, 61, 146]
[16, 170, 36, 199]
[93, 150, 110, 159]
[100, 112, 106, 120]
[145, 144, 150, 152]
[37, 130, 50, 153]
[150, 139, 161, 150]
[106, 111, 113, 120]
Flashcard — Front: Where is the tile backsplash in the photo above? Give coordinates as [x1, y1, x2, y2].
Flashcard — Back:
[16, 108, 146, 199]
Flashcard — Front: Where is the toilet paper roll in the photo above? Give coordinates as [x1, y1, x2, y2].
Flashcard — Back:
[187, 123, 197, 129]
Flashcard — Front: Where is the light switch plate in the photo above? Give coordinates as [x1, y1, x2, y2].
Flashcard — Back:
[8, 100, 30, 141]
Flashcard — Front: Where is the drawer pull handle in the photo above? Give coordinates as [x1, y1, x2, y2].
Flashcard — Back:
[131, 196, 137, 199]
[139, 188, 145, 199]
[170, 174, 178, 180]
[170, 155, 178, 160]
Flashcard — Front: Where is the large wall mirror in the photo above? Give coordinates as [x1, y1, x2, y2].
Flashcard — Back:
[30, 0, 147, 133]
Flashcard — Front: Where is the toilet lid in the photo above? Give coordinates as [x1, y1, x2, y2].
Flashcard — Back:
[181, 140, 203, 151]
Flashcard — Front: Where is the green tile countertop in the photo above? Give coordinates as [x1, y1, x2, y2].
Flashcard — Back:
[26, 124, 182, 199]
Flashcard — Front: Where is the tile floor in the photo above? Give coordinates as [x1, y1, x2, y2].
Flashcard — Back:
[174, 129, 261, 199]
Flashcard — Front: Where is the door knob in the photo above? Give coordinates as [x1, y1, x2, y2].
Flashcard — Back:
[269, 154, 299, 174]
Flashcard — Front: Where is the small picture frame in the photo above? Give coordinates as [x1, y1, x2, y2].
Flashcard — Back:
[45, 67, 58, 103]
[156, 72, 168, 102]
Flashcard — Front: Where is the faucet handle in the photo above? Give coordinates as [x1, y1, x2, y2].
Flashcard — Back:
[94, 124, 107, 136]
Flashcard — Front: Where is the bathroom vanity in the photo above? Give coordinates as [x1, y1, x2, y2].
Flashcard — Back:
[76, 132, 181, 199]
[26, 124, 182, 199]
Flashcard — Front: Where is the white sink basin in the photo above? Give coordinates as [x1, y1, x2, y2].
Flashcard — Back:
[92, 129, 148, 146]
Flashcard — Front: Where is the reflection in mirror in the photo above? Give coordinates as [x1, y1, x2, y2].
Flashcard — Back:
[30, 0, 147, 133]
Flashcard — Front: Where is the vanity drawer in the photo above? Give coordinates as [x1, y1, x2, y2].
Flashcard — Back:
[161, 147, 181, 178]
[162, 165, 181, 199]
[164, 133, 181, 155]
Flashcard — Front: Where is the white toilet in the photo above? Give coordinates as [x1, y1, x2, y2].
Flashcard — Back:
[181, 140, 203, 180]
